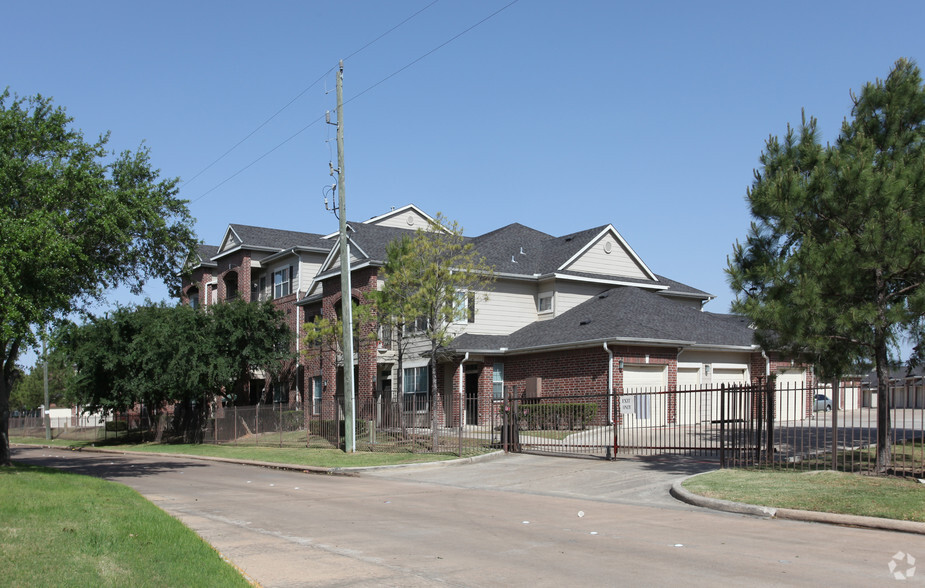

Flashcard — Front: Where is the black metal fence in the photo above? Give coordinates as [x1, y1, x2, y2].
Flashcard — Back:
[506, 381, 924, 477]
[10, 380, 922, 475]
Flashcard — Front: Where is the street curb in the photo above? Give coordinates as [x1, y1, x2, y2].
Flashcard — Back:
[670, 471, 925, 536]
[12, 442, 504, 476]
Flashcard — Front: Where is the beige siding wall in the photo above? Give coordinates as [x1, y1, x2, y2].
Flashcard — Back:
[462, 279, 538, 335]
[553, 280, 609, 316]
[563, 234, 648, 280]
[369, 209, 430, 230]
[658, 294, 704, 309]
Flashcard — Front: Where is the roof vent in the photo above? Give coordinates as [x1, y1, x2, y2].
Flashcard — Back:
[511, 256, 517, 263]
[519, 247, 526, 255]
[565, 237, 572, 242]
[598, 292, 609, 299]
[579, 319, 591, 326]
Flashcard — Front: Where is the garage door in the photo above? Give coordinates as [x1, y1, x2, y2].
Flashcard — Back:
[677, 368, 705, 424]
[712, 368, 747, 386]
[775, 369, 807, 421]
[622, 366, 668, 426]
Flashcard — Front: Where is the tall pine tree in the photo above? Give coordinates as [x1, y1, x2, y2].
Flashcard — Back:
[728, 58, 925, 471]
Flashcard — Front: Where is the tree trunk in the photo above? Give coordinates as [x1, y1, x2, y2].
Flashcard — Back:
[1, 374, 11, 466]
[430, 343, 439, 452]
[830, 376, 839, 472]
[874, 331, 892, 473]
[0, 339, 19, 467]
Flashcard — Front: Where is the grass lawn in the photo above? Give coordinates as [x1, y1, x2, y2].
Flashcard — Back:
[683, 469, 925, 522]
[0, 464, 251, 587]
[11, 436, 474, 468]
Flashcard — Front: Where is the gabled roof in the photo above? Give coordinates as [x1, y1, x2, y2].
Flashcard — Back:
[468, 223, 660, 284]
[196, 244, 219, 266]
[450, 286, 754, 354]
[304, 223, 421, 296]
[362, 204, 435, 228]
[214, 224, 329, 259]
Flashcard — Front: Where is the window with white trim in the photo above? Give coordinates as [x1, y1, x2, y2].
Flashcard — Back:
[403, 316, 429, 335]
[312, 376, 322, 416]
[537, 293, 554, 314]
[455, 291, 476, 323]
[273, 266, 294, 299]
[403, 366, 430, 412]
[378, 324, 392, 349]
[493, 362, 504, 400]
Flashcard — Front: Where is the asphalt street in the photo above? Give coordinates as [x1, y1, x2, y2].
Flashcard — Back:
[11, 447, 925, 587]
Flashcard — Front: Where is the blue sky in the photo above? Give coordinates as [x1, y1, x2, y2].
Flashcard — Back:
[6, 1, 924, 367]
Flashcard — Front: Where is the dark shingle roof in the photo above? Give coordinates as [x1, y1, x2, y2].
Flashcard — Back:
[450, 286, 755, 354]
[468, 224, 614, 276]
[197, 244, 219, 264]
[228, 224, 329, 250]
[344, 222, 420, 262]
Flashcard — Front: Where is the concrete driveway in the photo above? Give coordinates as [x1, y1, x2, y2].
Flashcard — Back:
[362, 452, 718, 509]
[11, 446, 923, 587]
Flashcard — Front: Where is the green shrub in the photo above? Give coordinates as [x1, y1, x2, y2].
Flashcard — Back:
[104, 420, 128, 432]
[517, 402, 598, 430]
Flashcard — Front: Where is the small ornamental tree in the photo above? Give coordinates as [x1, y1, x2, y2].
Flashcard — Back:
[727, 58, 925, 472]
[371, 214, 494, 450]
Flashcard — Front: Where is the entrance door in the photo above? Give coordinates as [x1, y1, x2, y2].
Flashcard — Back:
[465, 372, 479, 425]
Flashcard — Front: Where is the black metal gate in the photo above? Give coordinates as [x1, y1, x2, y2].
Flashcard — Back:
[504, 383, 767, 466]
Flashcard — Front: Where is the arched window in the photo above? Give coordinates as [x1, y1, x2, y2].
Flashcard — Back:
[224, 272, 239, 300]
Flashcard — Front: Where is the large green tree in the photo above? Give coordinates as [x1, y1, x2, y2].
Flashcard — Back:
[209, 299, 294, 406]
[370, 214, 494, 449]
[64, 300, 293, 441]
[0, 90, 197, 464]
[727, 59, 925, 471]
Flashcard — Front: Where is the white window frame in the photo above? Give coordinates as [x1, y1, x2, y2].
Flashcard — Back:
[455, 290, 476, 324]
[493, 362, 504, 400]
[403, 366, 430, 412]
[537, 292, 554, 314]
[312, 376, 322, 416]
[273, 267, 291, 299]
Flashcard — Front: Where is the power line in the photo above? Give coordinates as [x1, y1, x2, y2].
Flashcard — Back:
[182, 1, 442, 189]
[189, 0, 520, 204]
[349, 0, 519, 105]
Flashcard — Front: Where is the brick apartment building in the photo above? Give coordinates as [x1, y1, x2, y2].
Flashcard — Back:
[181, 205, 810, 427]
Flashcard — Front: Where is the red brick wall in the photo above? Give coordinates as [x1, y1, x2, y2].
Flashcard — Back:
[300, 267, 381, 419]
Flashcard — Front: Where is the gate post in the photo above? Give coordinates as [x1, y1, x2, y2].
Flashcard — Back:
[754, 378, 763, 465]
[719, 384, 726, 468]
[765, 378, 774, 461]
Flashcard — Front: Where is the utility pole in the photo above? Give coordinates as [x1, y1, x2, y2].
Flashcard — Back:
[334, 60, 356, 453]
[43, 326, 50, 441]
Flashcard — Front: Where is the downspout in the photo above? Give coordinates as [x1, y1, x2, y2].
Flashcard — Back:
[603, 342, 613, 425]
[459, 352, 469, 423]
[458, 352, 469, 456]
[760, 350, 770, 379]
